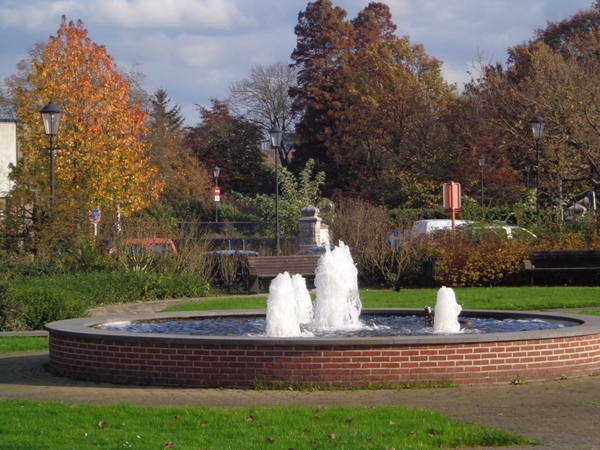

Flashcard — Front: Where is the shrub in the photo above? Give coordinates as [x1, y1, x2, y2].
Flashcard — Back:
[3, 271, 211, 330]
[433, 234, 533, 287]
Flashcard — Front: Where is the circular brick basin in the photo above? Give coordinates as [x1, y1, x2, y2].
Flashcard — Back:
[45, 309, 600, 388]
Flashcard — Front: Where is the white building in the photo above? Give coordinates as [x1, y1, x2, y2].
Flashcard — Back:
[0, 119, 17, 197]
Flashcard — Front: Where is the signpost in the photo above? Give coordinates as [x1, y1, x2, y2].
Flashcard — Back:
[386, 229, 401, 248]
[214, 186, 220, 222]
[443, 182, 461, 232]
[89, 208, 101, 237]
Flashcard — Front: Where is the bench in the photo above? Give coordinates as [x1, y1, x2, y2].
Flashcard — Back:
[523, 250, 600, 285]
[247, 255, 321, 294]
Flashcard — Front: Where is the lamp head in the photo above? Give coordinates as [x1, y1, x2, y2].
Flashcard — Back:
[40, 100, 63, 136]
[269, 128, 283, 148]
[529, 115, 545, 140]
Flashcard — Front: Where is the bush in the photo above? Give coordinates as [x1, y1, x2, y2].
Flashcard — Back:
[433, 234, 533, 287]
[2, 271, 211, 331]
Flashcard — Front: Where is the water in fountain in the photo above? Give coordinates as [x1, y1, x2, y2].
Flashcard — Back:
[266, 241, 361, 337]
[433, 286, 462, 333]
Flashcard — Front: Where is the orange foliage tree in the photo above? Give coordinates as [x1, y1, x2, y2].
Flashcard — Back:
[13, 17, 163, 217]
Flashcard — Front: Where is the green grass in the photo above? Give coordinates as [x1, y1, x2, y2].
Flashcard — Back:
[0, 336, 48, 353]
[164, 286, 600, 312]
[0, 399, 528, 450]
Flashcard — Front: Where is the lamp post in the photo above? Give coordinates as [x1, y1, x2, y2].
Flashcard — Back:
[269, 128, 283, 255]
[529, 115, 545, 215]
[525, 164, 531, 193]
[40, 100, 63, 204]
[213, 165, 220, 222]
[478, 155, 485, 207]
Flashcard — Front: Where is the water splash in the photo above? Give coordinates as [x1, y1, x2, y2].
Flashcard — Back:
[266, 241, 361, 336]
[433, 286, 462, 333]
[265, 272, 301, 337]
[312, 242, 361, 330]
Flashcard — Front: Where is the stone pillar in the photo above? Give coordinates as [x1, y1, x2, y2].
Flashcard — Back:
[298, 205, 322, 249]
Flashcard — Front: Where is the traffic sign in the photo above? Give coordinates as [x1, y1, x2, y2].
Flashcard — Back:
[214, 186, 221, 202]
[89, 208, 101, 225]
[386, 229, 401, 247]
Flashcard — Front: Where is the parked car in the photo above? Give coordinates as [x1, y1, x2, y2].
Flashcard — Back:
[121, 238, 178, 255]
[410, 219, 474, 239]
[457, 223, 537, 241]
[295, 246, 334, 255]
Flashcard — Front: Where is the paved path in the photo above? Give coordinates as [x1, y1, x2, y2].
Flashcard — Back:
[2, 299, 600, 449]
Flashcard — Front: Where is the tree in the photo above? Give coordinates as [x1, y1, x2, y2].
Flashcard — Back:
[289, 0, 355, 170]
[459, 3, 600, 210]
[290, 2, 460, 207]
[185, 99, 269, 195]
[11, 17, 163, 216]
[231, 159, 326, 237]
[146, 88, 208, 208]
[228, 62, 297, 165]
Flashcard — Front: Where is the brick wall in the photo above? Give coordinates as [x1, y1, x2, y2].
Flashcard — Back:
[48, 333, 600, 388]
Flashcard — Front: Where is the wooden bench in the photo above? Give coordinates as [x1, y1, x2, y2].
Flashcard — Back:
[523, 250, 600, 285]
[247, 255, 321, 294]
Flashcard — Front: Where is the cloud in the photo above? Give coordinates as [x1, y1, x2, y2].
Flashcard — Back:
[87, 0, 254, 31]
[0, 0, 594, 127]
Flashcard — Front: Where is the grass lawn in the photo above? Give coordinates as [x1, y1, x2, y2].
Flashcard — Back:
[0, 399, 528, 450]
[0, 336, 48, 353]
[163, 286, 600, 312]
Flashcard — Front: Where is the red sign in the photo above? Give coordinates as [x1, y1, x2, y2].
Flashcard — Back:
[214, 186, 221, 202]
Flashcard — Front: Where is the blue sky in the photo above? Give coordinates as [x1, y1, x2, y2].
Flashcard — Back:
[0, 0, 594, 126]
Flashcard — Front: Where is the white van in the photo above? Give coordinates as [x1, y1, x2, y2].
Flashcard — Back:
[411, 219, 474, 238]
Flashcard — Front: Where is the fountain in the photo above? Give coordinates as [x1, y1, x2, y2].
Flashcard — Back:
[45, 241, 600, 388]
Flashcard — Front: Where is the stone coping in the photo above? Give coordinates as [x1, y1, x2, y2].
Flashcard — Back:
[45, 308, 598, 347]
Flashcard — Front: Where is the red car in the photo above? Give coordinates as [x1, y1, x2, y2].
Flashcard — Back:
[121, 238, 177, 255]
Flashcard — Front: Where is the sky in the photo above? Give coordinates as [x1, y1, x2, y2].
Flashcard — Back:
[0, 0, 595, 126]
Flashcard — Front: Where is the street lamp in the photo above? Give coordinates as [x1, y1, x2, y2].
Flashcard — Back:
[40, 100, 63, 204]
[282, 133, 294, 158]
[529, 115, 545, 215]
[478, 155, 485, 207]
[213, 166, 220, 222]
[269, 127, 283, 255]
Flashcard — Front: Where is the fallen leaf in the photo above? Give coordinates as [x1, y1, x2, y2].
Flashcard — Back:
[164, 442, 173, 448]
[428, 428, 436, 436]
[97, 421, 105, 429]
[329, 433, 336, 440]
[244, 416, 254, 422]
[345, 419, 353, 424]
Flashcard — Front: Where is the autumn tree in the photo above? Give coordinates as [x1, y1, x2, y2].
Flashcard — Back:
[290, 2, 460, 207]
[228, 62, 297, 165]
[10, 17, 163, 219]
[459, 3, 600, 211]
[146, 88, 209, 209]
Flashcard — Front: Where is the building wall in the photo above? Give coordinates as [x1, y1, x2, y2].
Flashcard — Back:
[0, 120, 17, 197]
